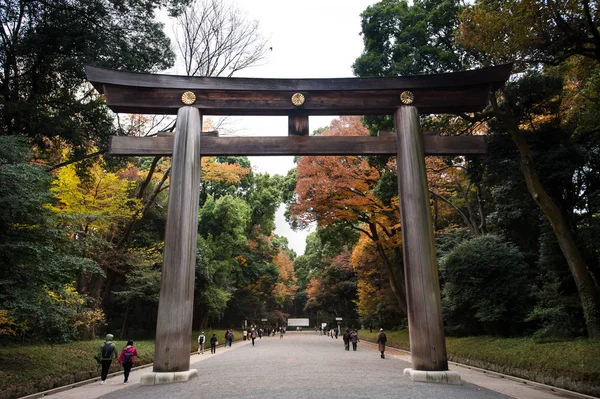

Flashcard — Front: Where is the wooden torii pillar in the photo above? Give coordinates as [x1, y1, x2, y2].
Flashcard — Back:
[86, 64, 511, 386]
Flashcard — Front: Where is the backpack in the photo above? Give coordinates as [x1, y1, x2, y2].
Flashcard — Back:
[199, 335, 205, 344]
[123, 350, 133, 364]
[101, 342, 114, 358]
[379, 332, 387, 343]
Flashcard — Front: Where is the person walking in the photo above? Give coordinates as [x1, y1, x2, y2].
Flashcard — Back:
[197, 331, 206, 354]
[227, 329, 234, 347]
[251, 328, 257, 346]
[342, 328, 351, 351]
[350, 329, 359, 351]
[376, 328, 387, 359]
[117, 340, 138, 384]
[279, 327, 284, 339]
[210, 333, 218, 354]
[98, 334, 117, 384]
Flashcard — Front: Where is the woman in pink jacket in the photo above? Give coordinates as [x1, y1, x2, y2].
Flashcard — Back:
[118, 340, 138, 384]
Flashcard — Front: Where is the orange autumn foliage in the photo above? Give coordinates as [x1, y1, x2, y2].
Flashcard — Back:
[352, 230, 399, 316]
[272, 251, 298, 304]
[291, 116, 397, 229]
[201, 157, 250, 184]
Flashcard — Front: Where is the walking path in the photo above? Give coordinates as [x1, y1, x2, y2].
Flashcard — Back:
[39, 333, 587, 399]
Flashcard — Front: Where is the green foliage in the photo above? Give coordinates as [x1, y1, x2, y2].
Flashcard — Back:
[439, 235, 531, 336]
[353, 0, 472, 77]
[435, 228, 475, 259]
[0, 137, 100, 342]
[0, 0, 188, 157]
[244, 173, 283, 236]
[195, 194, 251, 321]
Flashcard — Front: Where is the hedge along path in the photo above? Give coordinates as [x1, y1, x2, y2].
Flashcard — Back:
[0, 329, 244, 399]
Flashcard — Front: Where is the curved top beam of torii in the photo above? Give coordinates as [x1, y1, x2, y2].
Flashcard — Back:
[85, 64, 512, 116]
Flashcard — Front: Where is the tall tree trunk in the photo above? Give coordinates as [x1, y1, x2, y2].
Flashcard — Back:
[368, 223, 408, 315]
[494, 98, 600, 338]
[120, 304, 130, 339]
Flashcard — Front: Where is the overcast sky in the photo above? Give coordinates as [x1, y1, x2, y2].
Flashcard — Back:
[166, 0, 377, 255]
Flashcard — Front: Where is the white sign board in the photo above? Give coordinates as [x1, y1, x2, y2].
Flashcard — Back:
[261, 318, 268, 321]
[287, 318, 310, 327]
[335, 317, 343, 321]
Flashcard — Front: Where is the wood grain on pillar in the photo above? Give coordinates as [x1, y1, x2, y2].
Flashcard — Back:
[394, 106, 448, 371]
[153, 107, 201, 372]
[288, 115, 309, 136]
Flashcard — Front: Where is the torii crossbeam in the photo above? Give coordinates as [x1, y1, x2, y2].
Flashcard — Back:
[86, 64, 512, 386]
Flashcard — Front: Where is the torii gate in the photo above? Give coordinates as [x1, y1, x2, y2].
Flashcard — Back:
[86, 64, 511, 385]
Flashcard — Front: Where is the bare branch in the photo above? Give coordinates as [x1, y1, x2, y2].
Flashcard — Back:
[174, 0, 268, 78]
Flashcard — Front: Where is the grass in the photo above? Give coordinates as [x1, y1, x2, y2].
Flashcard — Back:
[358, 329, 600, 395]
[0, 329, 243, 399]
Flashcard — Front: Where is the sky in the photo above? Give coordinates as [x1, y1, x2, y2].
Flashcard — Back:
[166, 0, 377, 255]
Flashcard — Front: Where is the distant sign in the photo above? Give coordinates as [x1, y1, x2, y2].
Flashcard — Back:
[261, 318, 268, 321]
[335, 317, 343, 321]
[287, 318, 310, 327]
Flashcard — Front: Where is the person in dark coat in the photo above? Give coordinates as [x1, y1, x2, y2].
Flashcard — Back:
[342, 328, 351, 351]
[350, 329, 359, 351]
[376, 328, 387, 359]
[210, 333, 218, 353]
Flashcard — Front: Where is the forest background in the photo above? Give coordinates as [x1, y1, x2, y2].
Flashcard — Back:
[1, 0, 599, 369]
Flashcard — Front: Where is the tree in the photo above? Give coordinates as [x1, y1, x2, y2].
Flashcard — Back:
[0, 137, 101, 341]
[174, 0, 268, 77]
[457, 0, 600, 67]
[353, 0, 473, 77]
[354, 0, 600, 338]
[289, 116, 407, 314]
[0, 0, 189, 158]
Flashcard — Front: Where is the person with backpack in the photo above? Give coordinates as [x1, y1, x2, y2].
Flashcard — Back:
[97, 334, 117, 384]
[227, 329, 234, 347]
[210, 333, 218, 353]
[198, 332, 206, 354]
[350, 329, 359, 351]
[377, 328, 387, 359]
[117, 340, 138, 383]
[251, 328, 257, 346]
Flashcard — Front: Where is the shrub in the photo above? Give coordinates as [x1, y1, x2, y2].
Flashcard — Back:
[439, 234, 531, 336]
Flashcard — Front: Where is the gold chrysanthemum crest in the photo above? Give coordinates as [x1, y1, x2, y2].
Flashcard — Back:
[400, 91, 414, 105]
[181, 91, 196, 105]
[291, 93, 305, 107]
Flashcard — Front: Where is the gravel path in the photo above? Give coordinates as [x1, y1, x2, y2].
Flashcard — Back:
[96, 332, 511, 399]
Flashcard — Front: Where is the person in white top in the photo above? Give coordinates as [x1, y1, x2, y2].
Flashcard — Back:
[198, 332, 206, 354]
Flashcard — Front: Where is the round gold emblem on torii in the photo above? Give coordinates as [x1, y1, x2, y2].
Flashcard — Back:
[291, 93, 305, 107]
[400, 91, 415, 105]
[181, 91, 196, 105]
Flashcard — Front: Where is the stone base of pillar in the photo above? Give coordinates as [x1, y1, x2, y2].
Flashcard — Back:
[140, 369, 198, 385]
[403, 368, 462, 385]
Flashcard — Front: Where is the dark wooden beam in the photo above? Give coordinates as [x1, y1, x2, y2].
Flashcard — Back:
[288, 115, 309, 136]
[109, 135, 486, 157]
[86, 64, 512, 116]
